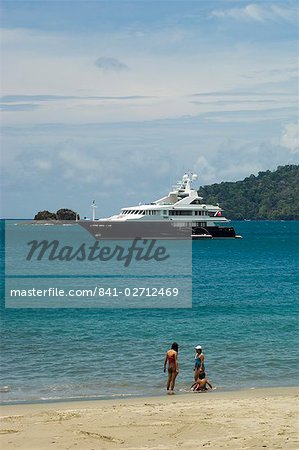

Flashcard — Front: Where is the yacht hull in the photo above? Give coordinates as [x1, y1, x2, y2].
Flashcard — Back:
[192, 225, 238, 239]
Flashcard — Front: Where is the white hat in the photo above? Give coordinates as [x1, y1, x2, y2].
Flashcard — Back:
[195, 345, 202, 350]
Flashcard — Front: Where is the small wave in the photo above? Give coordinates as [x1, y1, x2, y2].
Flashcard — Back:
[0, 386, 11, 393]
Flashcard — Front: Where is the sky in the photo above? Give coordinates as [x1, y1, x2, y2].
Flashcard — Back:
[1, 0, 298, 218]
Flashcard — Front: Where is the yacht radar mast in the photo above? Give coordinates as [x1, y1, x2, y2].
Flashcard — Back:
[176, 172, 198, 197]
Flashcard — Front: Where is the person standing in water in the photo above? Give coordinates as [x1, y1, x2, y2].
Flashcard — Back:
[164, 342, 179, 394]
[194, 345, 205, 382]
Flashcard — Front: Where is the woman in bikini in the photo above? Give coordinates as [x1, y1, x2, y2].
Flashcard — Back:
[194, 344, 205, 382]
[163, 342, 179, 394]
[192, 344, 213, 391]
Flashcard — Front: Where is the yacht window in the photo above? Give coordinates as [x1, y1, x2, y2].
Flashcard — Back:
[169, 210, 193, 215]
[163, 210, 168, 215]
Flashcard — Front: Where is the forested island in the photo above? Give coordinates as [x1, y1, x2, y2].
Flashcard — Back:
[198, 165, 299, 220]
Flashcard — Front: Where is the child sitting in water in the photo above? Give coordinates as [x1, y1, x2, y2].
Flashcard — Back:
[190, 377, 213, 392]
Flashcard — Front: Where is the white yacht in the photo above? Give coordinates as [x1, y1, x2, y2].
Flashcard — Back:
[99, 173, 241, 239]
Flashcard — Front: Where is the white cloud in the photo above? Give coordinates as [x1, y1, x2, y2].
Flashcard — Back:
[194, 156, 216, 184]
[271, 4, 297, 21]
[280, 122, 299, 153]
[95, 57, 129, 72]
[195, 138, 299, 186]
[0, 20, 297, 129]
[211, 3, 297, 23]
[32, 159, 52, 171]
[242, 4, 265, 22]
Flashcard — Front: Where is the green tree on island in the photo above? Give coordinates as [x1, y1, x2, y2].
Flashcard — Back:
[198, 165, 299, 220]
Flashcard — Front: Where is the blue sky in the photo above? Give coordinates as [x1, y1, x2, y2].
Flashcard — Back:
[1, 0, 298, 218]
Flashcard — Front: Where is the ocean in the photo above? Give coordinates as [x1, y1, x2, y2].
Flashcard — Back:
[0, 220, 298, 404]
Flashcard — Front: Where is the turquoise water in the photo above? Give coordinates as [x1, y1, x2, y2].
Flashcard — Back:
[0, 221, 298, 403]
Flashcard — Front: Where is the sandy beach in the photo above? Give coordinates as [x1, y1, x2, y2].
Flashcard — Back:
[0, 387, 298, 449]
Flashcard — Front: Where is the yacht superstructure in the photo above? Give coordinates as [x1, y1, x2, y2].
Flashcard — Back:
[100, 173, 240, 239]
